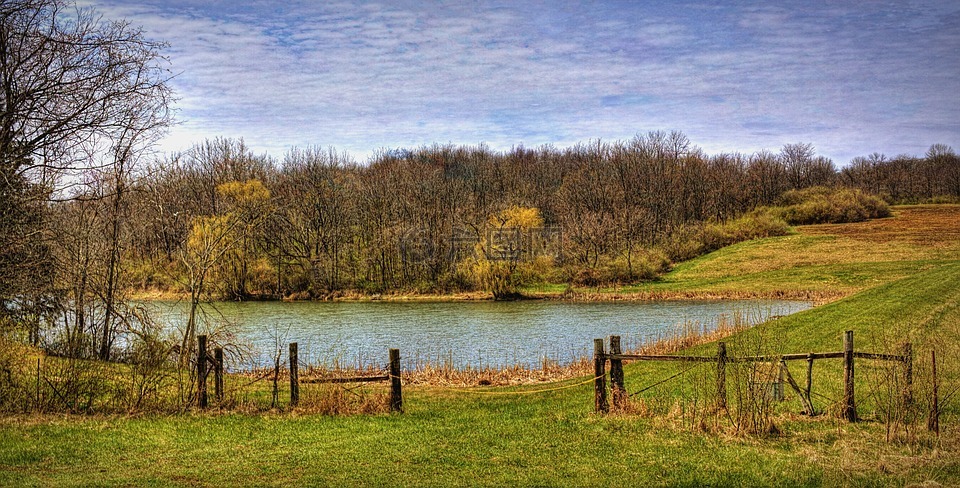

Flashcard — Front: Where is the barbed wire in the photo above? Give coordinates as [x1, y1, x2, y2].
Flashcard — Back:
[629, 362, 705, 397]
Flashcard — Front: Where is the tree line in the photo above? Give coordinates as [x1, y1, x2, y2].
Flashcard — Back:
[117, 136, 957, 302]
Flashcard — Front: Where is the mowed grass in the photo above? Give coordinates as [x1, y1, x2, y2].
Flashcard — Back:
[2, 205, 959, 486]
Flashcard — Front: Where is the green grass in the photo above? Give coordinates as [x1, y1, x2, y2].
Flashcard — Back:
[2, 206, 960, 486]
[0, 407, 833, 487]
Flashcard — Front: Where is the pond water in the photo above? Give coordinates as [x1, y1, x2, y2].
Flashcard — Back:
[147, 299, 812, 370]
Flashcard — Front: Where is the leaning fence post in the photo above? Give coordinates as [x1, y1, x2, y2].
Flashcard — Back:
[214, 347, 224, 404]
[716, 341, 727, 411]
[594, 338, 608, 413]
[197, 334, 208, 409]
[901, 342, 913, 408]
[389, 348, 403, 413]
[609, 335, 625, 409]
[843, 330, 856, 422]
[289, 342, 299, 407]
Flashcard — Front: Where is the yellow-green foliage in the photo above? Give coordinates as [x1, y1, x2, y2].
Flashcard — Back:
[494, 205, 543, 229]
[125, 256, 177, 291]
[471, 206, 546, 298]
[573, 248, 671, 286]
[700, 209, 791, 252]
[661, 211, 790, 263]
[216, 179, 271, 210]
[184, 179, 273, 298]
[775, 186, 891, 225]
[187, 215, 232, 257]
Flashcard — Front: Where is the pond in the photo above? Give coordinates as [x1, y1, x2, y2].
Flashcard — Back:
[147, 299, 813, 370]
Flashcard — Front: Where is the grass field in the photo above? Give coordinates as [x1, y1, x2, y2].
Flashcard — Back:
[1, 205, 959, 486]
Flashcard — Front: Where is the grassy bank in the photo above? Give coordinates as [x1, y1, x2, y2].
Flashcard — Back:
[570, 205, 960, 301]
[2, 205, 959, 486]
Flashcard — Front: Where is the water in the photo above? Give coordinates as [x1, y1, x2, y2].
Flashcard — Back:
[147, 299, 812, 369]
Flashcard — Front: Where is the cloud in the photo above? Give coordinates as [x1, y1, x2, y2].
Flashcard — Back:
[88, 0, 960, 164]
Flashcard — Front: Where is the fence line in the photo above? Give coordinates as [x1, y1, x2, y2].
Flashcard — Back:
[594, 330, 913, 422]
[194, 337, 402, 413]
[192, 330, 919, 424]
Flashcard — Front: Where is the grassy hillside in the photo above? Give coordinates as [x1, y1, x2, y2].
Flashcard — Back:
[606, 205, 960, 299]
[1, 206, 958, 486]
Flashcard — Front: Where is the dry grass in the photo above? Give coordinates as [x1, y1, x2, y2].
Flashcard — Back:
[558, 288, 844, 303]
[678, 205, 960, 282]
[635, 311, 753, 356]
[402, 357, 594, 387]
[803, 205, 960, 251]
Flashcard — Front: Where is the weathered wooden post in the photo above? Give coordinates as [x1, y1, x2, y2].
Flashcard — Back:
[389, 348, 402, 413]
[843, 330, 856, 422]
[214, 347, 224, 404]
[609, 335, 625, 409]
[197, 334, 208, 409]
[716, 341, 727, 411]
[901, 342, 913, 408]
[806, 352, 815, 415]
[594, 338, 608, 413]
[289, 342, 299, 407]
[928, 350, 939, 435]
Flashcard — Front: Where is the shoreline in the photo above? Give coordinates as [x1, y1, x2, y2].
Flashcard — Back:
[129, 287, 836, 304]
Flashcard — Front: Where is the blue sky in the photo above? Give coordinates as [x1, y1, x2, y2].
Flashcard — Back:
[85, 0, 960, 164]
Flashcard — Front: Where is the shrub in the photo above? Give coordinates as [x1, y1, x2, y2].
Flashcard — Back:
[774, 187, 891, 225]
[569, 249, 671, 286]
[661, 225, 705, 262]
[606, 249, 671, 282]
[700, 209, 790, 253]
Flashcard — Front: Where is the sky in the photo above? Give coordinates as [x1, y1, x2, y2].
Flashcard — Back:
[84, 0, 960, 165]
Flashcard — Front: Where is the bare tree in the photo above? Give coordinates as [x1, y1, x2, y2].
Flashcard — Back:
[0, 0, 171, 177]
[1, 0, 173, 341]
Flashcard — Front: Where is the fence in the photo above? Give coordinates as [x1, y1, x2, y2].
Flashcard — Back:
[194, 336, 403, 413]
[592, 330, 912, 422]
[192, 330, 921, 423]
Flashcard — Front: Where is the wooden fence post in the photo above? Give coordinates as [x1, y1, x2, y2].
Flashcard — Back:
[609, 335, 625, 409]
[806, 352, 815, 415]
[928, 350, 939, 435]
[197, 334, 208, 409]
[289, 342, 299, 407]
[716, 341, 727, 411]
[214, 347, 224, 404]
[901, 342, 913, 408]
[594, 338, 608, 413]
[389, 348, 402, 413]
[843, 330, 856, 422]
